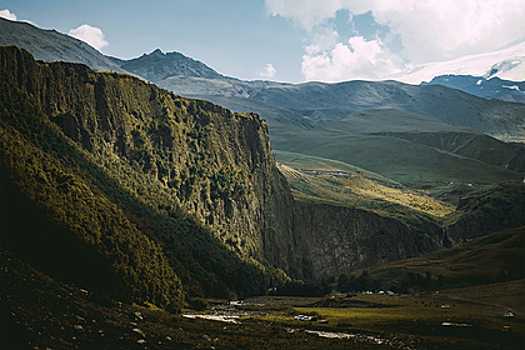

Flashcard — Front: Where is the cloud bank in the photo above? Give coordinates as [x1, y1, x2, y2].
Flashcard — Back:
[0, 9, 17, 21]
[302, 36, 402, 81]
[265, 0, 525, 81]
[68, 24, 109, 51]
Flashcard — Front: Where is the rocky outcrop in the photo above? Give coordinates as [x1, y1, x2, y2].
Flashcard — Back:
[292, 203, 442, 279]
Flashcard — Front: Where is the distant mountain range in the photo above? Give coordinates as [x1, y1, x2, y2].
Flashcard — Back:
[423, 74, 525, 103]
[1, 17, 524, 189]
[108, 48, 525, 138]
[389, 39, 525, 84]
[113, 48, 225, 82]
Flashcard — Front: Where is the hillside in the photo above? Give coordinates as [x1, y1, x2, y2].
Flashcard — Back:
[275, 151, 454, 221]
[249, 81, 525, 137]
[269, 109, 524, 198]
[0, 17, 127, 74]
[359, 226, 525, 294]
[444, 183, 525, 245]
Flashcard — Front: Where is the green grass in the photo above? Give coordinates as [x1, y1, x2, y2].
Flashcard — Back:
[275, 150, 455, 221]
[194, 99, 524, 200]
[274, 132, 521, 191]
[268, 109, 523, 197]
[249, 292, 525, 350]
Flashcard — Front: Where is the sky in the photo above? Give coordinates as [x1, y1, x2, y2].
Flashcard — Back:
[1, 0, 524, 83]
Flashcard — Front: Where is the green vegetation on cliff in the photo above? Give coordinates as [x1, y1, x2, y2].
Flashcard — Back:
[0, 46, 289, 306]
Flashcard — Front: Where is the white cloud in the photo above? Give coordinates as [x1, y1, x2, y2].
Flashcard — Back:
[265, 0, 345, 31]
[0, 9, 17, 21]
[366, 0, 525, 63]
[302, 36, 403, 81]
[259, 63, 277, 79]
[68, 24, 109, 51]
[266, 0, 525, 81]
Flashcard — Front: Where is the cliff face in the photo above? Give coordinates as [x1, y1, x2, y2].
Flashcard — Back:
[292, 203, 442, 279]
[1, 46, 303, 306]
[0, 46, 297, 267]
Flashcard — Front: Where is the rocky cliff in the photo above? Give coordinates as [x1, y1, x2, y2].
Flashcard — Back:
[1, 46, 303, 305]
[292, 203, 443, 279]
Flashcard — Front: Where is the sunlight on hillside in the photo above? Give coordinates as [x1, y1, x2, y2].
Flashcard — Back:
[277, 160, 455, 219]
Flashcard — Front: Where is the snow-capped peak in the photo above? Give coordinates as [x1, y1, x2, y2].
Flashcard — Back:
[389, 39, 525, 84]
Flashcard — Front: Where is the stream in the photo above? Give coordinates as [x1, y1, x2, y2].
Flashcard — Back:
[182, 300, 401, 347]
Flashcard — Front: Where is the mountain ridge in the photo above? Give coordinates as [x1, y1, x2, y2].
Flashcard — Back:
[119, 48, 226, 82]
[423, 74, 525, 103]
[1, 17, 524, 139]
[0, 17, 128, 74]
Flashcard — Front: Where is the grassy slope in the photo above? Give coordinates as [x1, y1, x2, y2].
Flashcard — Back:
[275, 150, 454, 221]
[364, 226, 525, 291]
[194, 97, 524, 202]
[271, 109, 523, 198]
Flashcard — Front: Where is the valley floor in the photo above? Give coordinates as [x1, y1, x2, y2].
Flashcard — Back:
[1, 247, 523, 350]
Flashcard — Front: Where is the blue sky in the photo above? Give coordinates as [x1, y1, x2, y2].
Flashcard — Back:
[2, 0, 524, 82]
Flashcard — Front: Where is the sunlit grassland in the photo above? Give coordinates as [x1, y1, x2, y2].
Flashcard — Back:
[494, 135, 525, 143]
[294, 294, 520, 331]
[275, 150, 454, 220]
